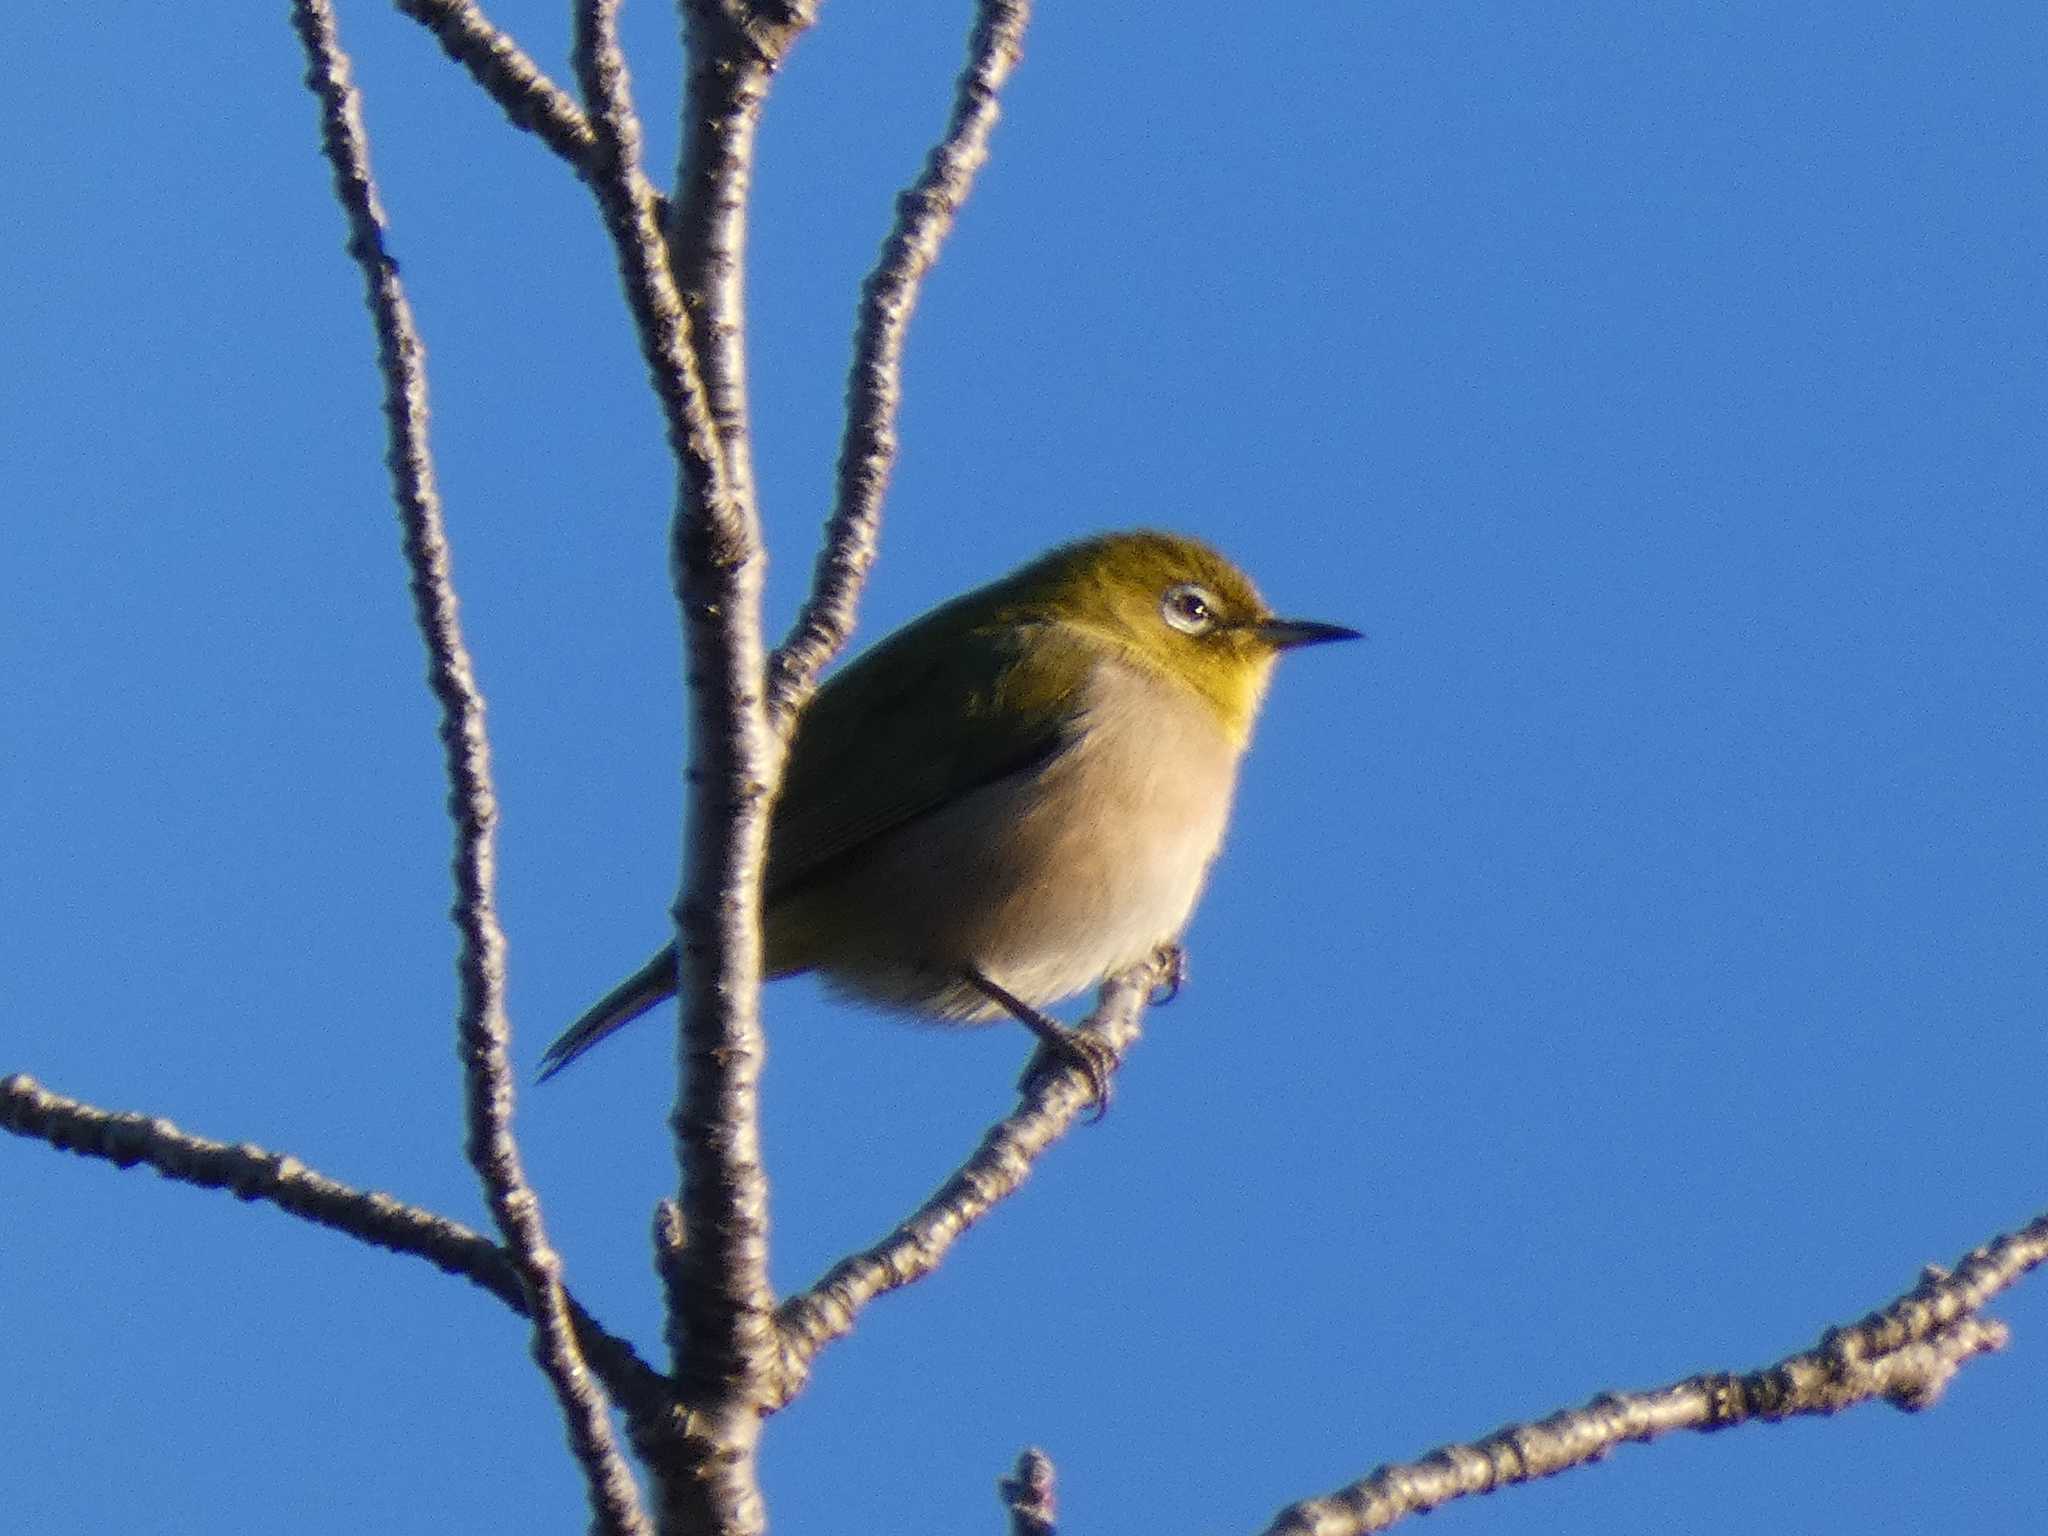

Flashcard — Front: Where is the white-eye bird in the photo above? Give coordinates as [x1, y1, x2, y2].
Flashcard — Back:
[538, 529, 1358, 1103]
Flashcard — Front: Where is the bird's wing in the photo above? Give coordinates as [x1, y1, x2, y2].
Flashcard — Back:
[767, 608, 1092, 904]
[537, 606, 1094, 1082]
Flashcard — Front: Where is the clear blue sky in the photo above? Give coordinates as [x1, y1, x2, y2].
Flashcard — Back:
[4, 3, 2042, 1532]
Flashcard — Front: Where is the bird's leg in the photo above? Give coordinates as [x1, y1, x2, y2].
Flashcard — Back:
[964, 967, 1115, 1119]
[1148, 942, 1188, 1006]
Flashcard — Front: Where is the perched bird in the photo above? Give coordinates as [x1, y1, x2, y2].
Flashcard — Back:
[539, 529, 1358, 1104]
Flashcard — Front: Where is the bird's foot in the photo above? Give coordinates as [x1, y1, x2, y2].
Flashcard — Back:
[966, 965, 1116, 1120]
[1147, 943, 1188, 1006]
[1017, 1027, 1116, 1122]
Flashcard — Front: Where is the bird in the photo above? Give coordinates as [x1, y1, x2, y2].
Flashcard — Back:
[538, 529, 1359, 1106]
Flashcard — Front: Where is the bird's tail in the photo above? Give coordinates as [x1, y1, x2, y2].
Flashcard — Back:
[537, 946, 679, 1081]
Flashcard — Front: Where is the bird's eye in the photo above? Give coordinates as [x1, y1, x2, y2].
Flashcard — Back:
[1161, 582, 1218, 635]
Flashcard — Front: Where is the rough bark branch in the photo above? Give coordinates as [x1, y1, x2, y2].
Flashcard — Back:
[1262, 1211, 2048, 1536]
[572, 3, 820, 1530]
[0, 1074, 668, 1420]
[392, 0, 669, 229]
[768, 0, 1035, 731]
[772, 956, 1170, 1402]
[999, 1447, 1060, 1536]
[291, 4, 648, 1528]
[664, 0, 804, 525]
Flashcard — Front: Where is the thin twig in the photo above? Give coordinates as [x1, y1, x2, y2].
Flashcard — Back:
[999, 1447, 1059, 1536]
[769, 0, 1034, 732]
[391, 1, 672, 227]
[571, 0, 731, 501]
[772, 956, 1169, 1401]
[289, 5, 648, 1529]
[1261, 1212, 2048, 1536]
[390, 2, 598, 173]
[0, 1074, 668, 1419]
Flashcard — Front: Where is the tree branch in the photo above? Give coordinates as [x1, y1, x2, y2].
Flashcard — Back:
[290, 4, 648, 1529]
[391, 2, 674, 231]
[772, 955, 1169, 1402]
[570, 2, 732, 505]
[0, 1074, 668, 1420]
[999, 1447, 1059, 1536]
[572, 4, 809, 1531]
[769, 0, 1035, 732]
[1261, 1211, 2048, 1536]
[389, 4, 586, 171]
[665, 2, 816, 530]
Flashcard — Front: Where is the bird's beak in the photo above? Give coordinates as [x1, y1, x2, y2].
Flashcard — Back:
[1254, 617, 1364, 650]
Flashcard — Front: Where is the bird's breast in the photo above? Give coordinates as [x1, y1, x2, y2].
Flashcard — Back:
[771, 655, 1245, 1019]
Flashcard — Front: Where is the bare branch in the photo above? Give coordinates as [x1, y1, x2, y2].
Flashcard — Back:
[770, 0, 1035, 732]
[772, 955, 1171, 1401]
[571, 4, 810, 1530]
[1819, 1216, 2048, 1386]
[290, 4, 647, 1528]
[393, 2, 584, 169]
[573, 0, 778, 1354]
[0, 1074, 668, 1420]
[393, 0, 676, 236]
[1261, 1212, 2048, 1536]
[571, 3, 731, 509]
[999, 1447, 1059, 1536]
[664, 2, 813, 529]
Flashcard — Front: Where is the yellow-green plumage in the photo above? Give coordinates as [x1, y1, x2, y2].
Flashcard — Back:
[538, 530, 1356, 1083]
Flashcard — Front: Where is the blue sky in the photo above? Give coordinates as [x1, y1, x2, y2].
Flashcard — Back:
[4, 3, 2042, 1532]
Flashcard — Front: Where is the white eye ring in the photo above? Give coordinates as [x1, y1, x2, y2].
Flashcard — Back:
[1161, 582, 1218, 635]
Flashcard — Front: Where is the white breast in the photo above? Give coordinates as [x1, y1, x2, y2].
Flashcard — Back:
[799, 653, 1246, 1022]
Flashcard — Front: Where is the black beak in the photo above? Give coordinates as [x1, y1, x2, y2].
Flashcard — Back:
[1254, 617, 1364, 650]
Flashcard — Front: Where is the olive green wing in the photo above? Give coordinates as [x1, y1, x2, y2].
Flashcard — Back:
[767, 606, 1093, 904]
[536, 602, 1091, 1082]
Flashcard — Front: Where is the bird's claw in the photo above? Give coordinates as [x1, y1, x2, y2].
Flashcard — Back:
[1018, 1027, 1117, 1122]
[1147, 943, 1188, 1006]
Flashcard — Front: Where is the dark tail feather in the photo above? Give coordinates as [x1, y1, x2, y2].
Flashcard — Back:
[537, 946, 679, 1081]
